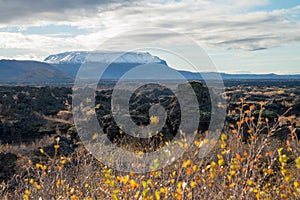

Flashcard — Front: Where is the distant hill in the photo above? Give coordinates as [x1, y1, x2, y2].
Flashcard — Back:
[0, 60, 74, 85]
[179, 70, 300, 80]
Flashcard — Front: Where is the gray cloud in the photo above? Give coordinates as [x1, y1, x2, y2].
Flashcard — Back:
[0, 0, 135, 24]
[0, 0, 300, 53]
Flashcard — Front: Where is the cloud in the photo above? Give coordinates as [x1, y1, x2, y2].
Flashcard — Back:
[0, 31, 110, 61]
[0, 0, 300, 56]
[0, 0, 136, 25]
[78, 0, 300, 51]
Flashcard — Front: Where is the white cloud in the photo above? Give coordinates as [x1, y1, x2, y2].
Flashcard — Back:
[0, 32, 110, 60]
[0, 0, 300, 61]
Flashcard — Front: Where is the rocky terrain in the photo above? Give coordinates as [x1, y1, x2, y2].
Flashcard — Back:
[0, 80, 299, 183]
[0, 86, 73, 144]
[226, 81, 300, 123]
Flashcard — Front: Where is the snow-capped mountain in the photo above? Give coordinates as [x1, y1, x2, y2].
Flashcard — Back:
[44, 51, 166, 65]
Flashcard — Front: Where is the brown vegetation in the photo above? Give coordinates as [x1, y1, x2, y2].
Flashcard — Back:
[0, 101, 299, 199]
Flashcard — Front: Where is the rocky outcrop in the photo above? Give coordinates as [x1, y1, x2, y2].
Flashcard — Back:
[91, 81, 211, 151]
[0, 86, 72, 143]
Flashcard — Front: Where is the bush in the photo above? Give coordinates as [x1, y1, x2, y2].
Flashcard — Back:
[0, 100, 299, 199]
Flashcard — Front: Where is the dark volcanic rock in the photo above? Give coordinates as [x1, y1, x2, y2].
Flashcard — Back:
[0, 86, 72, 143]
[0, 153, 18, 182]
[92, 81, 211, 151]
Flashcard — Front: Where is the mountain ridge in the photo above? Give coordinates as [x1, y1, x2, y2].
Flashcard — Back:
[0, 51, 299, 85]
[45, 51, 300, 80]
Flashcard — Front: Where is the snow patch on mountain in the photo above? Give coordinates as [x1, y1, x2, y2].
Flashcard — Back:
[44, 51, 165, 64]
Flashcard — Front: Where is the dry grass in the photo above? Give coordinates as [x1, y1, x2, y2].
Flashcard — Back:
[0, 101, 300, 200]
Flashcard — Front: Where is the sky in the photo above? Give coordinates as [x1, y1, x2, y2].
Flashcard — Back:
[0, 0, 299, 74]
